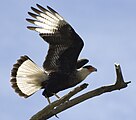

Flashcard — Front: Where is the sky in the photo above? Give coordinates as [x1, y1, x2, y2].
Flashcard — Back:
[0, 0, 136, 120]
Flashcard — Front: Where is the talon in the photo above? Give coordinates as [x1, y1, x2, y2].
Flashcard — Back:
[54, 93, 60, 99]
[47, 97, 51, 104]
[55, 114, 59, 118]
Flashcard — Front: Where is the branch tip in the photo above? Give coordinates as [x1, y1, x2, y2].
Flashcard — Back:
[126, 81, 131, 84]
[114, 63, 120, 67]
[80, 83, 88, 89]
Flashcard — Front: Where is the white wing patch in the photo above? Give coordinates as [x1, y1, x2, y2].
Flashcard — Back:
[35, 15, 58, 26]
[26, 4, 67, 34]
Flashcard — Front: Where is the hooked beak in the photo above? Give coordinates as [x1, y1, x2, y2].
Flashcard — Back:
[88, 66, 97, 73]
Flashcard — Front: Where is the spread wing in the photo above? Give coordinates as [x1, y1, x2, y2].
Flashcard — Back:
[26, 4, 84, 72]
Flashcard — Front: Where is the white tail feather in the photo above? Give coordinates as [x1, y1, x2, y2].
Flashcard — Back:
[10, 55, 48, 98]
[17, 60, 47, 96]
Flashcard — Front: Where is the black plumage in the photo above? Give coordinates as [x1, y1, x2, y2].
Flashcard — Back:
[10, 4, 97, 102]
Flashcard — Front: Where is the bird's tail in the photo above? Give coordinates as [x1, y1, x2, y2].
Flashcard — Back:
[10, 55, 48, 98]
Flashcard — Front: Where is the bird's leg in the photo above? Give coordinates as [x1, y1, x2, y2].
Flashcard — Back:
[55, 114, 59, 119]
[46, 97, 59, 118]
[53, 93, 60, 99]
[47, 97, 51, 104]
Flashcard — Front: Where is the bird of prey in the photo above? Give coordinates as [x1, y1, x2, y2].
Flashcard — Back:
[10, 4, 97, 103]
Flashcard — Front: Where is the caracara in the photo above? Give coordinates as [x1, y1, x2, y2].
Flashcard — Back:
[10, 4, 97, 103]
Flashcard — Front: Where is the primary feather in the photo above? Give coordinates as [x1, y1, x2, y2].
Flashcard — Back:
[26, 4, 84, 72]
[10, 4, 97, 101]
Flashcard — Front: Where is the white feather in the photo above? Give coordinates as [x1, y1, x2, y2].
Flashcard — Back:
[35, 28, 53, 34]
[33, 21, 57, 30]
[45, 11, 60, 21]
[36, 16, 58, 27]
[16, 59, 48, 96]
[55, 13, 64, 21]
[27, 6, 68, 34]
[39, 13, 58, 23]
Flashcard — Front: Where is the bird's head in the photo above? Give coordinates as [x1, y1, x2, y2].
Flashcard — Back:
[83, 65, 97, 73]
[77, 65, 97, 81]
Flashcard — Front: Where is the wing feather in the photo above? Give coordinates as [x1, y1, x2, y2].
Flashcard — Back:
[27, 4, 84, 72]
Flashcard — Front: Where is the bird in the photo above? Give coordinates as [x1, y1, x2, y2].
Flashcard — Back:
[10, 4, 97, 103]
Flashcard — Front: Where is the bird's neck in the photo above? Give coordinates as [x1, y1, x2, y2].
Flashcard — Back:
[76, 68, 91, 82]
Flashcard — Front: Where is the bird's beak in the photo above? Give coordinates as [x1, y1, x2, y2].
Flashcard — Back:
[88, 66, 97, 72]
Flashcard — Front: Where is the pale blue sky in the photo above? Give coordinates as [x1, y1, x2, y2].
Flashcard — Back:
[0, 0, 136, 120]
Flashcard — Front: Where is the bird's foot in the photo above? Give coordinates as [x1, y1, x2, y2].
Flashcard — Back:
[53, 93, 60, 99]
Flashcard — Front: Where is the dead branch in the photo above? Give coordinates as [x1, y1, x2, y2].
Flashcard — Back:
[30, 83, 88, 120]
[30, 64, 131, 120]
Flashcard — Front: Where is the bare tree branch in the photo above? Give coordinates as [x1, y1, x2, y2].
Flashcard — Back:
[30, 64, 131, 120]
[30, 83, 88, 120]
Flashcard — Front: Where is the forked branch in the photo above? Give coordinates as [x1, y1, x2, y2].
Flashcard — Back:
[30, 64, 131, 120]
